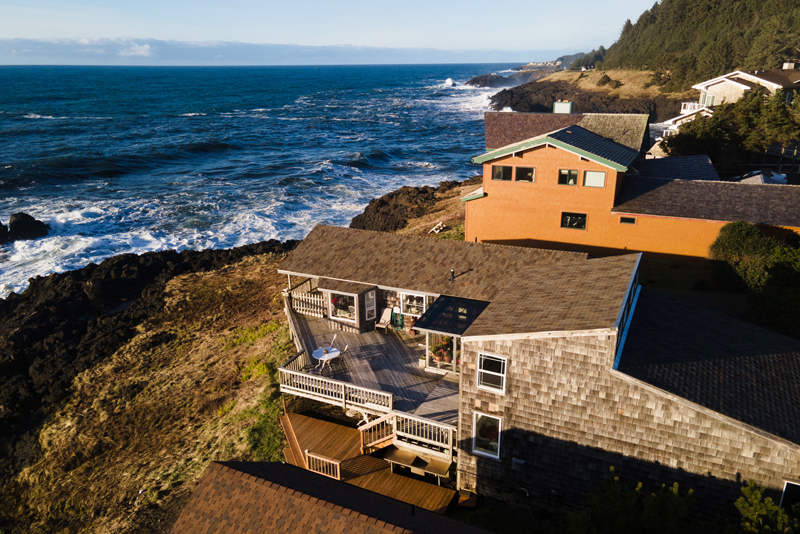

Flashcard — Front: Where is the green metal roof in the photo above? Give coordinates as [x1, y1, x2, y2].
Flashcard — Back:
[471, 125, 636, 172]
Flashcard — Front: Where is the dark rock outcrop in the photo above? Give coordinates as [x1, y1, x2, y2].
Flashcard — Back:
[8, 212, 49, 241]
[465, 69, 555, 89]
[490, 80, 683, 123]
[0, 221, 7, 244]
[0, 238, 298, 465]
[349, 177, 482, 233]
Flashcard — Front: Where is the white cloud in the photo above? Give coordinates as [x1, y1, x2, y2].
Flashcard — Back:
[118, 43, 153, 57]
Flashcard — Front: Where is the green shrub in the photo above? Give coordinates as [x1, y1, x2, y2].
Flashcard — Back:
[710, 221, 777, 291]
[224, 321, 281, 349]
[735, 480, 798, 533]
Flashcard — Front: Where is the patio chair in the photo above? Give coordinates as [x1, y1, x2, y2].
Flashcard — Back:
[331, 344, 349, 372]
[376, 308, 392, 333]
[327, 333, 338, 348]
[391, 306, 404, 331]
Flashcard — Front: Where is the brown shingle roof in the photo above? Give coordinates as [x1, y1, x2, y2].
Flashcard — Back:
[463, 254, 640, 337]
[171, 462, 490, 534]
[484, 112, 648, 152]
[619, 288, 800, 446]
[279, 225, 587, 302]
[577, 114, 650, 153]
[318, 278, 376, 295]
[612, 177, 800, 228]
[637, 155, 720, 181]
[484, 112, 583, 149]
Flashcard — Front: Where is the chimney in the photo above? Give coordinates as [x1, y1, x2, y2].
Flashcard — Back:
[553, 100, 573, 114]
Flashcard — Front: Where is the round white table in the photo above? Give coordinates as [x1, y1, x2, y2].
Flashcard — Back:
[313, 347, 341, 371]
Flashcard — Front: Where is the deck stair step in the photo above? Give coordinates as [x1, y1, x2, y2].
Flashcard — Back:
[282, 447, 298, 467]
[280, 413, 306, 469]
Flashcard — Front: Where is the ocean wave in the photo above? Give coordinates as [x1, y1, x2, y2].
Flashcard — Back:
[180, 113, 207, 117]
[24, 114, 69, 120]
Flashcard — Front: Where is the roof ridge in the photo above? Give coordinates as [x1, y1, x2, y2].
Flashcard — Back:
[631, 176, 799, 188]
[317, 224, 587, 258]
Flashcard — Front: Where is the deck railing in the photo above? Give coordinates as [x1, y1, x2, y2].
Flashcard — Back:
[286, 277, 325, 318]
[359, 412, 396, 452]
[305, 450, 342, 480]
[281, 350, 308, 373]
[393, 411, 457, 461]
[278, 367, 393, 415]
[357, 410, 457, 462]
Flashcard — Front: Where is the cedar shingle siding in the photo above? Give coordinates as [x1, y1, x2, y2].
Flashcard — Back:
[458, 332, 800, 511]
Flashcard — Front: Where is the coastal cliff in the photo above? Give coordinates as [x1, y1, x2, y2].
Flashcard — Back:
[0, 176, 478, 534]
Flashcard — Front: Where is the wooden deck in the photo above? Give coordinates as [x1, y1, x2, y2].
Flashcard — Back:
[283, 412, 456, 514]
[412, 373, 460, 425]
[293, 313, 457, 414]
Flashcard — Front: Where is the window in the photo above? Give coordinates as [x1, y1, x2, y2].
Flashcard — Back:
[707, 95, 716, 106]
[401, 293, 425, 316]
[478, 353, 507, 392]
[492, 165, 513, 181]
[558, 169, 578, 185]
[561, 212, 587, 230]
[516, 167, 535, 183]
[473, 412, 501, 459]
[781, 482, 800, 510]
[583, 170, 606, 188]
[620, 216, 636, 225]
[365, 290, 376, 321]
[700, 91, 706, 106]
[329, 292, 356, 321]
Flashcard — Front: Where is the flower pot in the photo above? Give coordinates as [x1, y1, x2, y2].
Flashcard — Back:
[433, 355, 443, 362]
[444, 355, 452, 364]
[419, 359, 427, 368]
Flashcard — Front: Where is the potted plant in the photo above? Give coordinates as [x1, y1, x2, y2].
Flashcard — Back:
[419, 354, 427, 368]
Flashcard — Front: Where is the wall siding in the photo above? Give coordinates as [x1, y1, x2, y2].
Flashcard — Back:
[457, 335, 800, 511]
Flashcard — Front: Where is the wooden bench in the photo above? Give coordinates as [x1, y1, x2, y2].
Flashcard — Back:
[382, 445, 451, 486]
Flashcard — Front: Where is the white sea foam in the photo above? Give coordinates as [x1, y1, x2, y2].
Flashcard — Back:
[180, 113, 206, 117]
[24, 114, 68, 120]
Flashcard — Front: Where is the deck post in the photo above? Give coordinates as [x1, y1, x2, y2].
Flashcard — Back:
[452, 337, 458, 373]
[287, 274, 292, 289]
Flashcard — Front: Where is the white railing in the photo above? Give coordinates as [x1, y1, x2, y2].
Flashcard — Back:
[359, 412, 396, 452]
[680, 101, 705, 113]
[287, 278, 325, 318]
[305, 450, 342, 480]
[281, 350, 307, 372]
[278, 368, 393, 415]
[357, 410, 457, 462]
[394, 411, 457, 461]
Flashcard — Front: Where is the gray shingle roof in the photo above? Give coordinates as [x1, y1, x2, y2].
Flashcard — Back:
[279, 225, 587, 302]
[549, 126, 640, 168]
[463, 254, 640, 337]
[619, 288, 800, 446]
[637, 155, 720, 181]
[317, 278, 375, 295]
[483, 112, 648, 152]
[612, 177, 800, 228]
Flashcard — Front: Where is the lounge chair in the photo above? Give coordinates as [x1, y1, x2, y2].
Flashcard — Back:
[376, 308, 392, 333]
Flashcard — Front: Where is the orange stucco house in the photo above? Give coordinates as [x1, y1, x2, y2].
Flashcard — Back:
[464, 112, 800, 259]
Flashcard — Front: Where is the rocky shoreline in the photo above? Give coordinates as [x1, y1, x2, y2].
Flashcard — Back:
[0, 175, 479, 475]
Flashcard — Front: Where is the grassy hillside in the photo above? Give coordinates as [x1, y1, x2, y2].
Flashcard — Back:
[573, 0, 800, 90]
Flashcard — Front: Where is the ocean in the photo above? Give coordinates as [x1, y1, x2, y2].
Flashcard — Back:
[0, 64, 510, 297]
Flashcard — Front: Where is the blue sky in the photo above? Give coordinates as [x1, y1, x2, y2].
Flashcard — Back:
[0, 0, 658, 64]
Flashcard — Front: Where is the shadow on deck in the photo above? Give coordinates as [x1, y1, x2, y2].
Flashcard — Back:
[282, 412, 456, 514]
[293, 313, 457, 420]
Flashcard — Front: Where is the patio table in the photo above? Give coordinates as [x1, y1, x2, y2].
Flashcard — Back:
[313, 347, 341, 371]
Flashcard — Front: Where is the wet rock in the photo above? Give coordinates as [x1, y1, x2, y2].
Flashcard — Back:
[0, 221, 7, 244]
[8, 212, 49, 241]
[466, 69, 557, 89]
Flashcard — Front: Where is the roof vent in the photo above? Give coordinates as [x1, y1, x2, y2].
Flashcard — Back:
[553, 100, 573, 114]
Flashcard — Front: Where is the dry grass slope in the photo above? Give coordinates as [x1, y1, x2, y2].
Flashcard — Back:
[1, 254, 294, 534]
